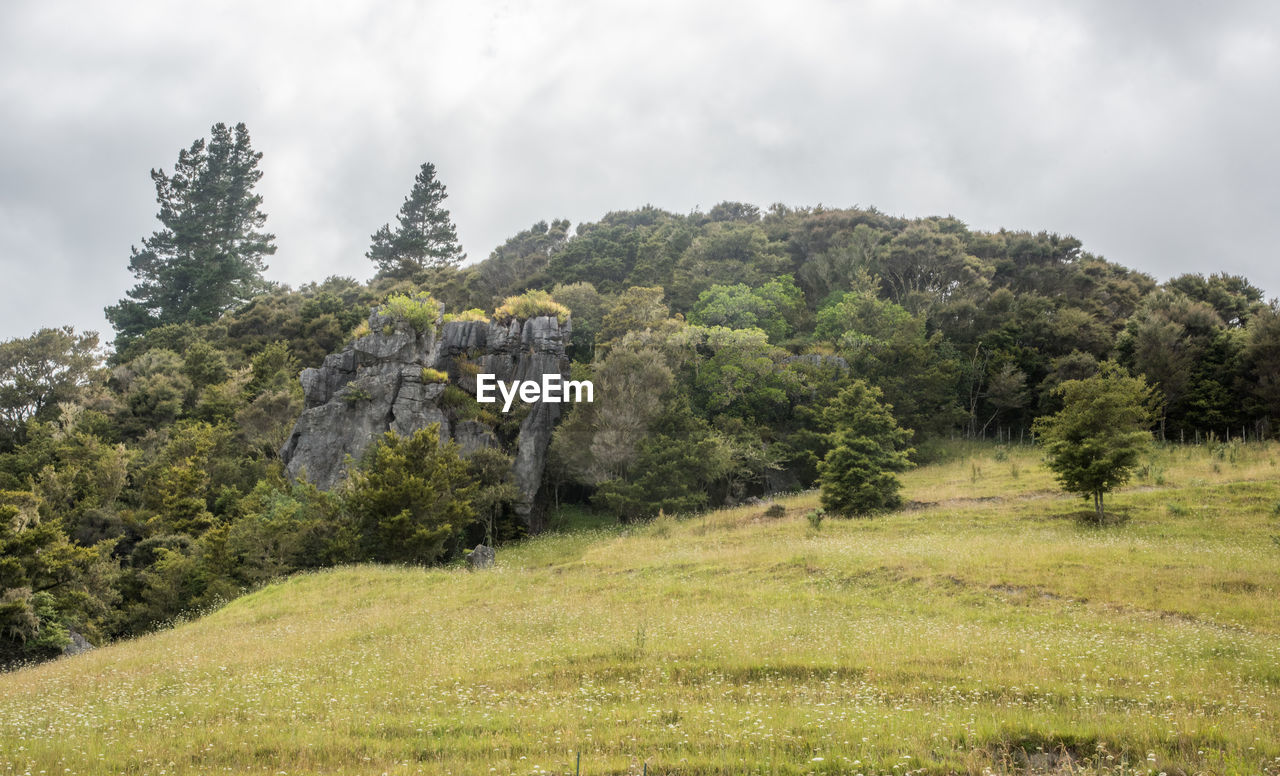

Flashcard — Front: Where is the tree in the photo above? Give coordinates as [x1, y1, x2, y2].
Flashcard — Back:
[688, 276, 806, 343]
[1032, 363, 1158, 522]
[818, 381, 913, 516]
[465, 448, 521, 546]
[0, 327, 102, 449]
[597, 286, 670, 348]
[1241, 303, 1280, 432]
[0, 492, 117, 665]
[818, 288, 964, 436]
[367, 162, 464, 278]
[106, 123, 275, 342]
[344, 426, 475, 564]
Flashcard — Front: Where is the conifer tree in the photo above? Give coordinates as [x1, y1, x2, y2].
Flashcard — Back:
[106, 123, 275, 343]
[367, 162, 465, 278]
[818, 380, 914, 516]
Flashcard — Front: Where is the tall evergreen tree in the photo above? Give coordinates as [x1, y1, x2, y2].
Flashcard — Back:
[367, 162, 465, 278]
[105, 123, 275, 343]
[818, 380, 914, 516]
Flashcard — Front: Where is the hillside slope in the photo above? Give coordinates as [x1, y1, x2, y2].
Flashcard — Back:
[1, 444, 1278, 775]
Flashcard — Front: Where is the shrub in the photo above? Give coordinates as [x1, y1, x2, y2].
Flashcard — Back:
[421, 367, 448, 383]
[763, 503, 786, 519]
[439, 385, 480, 419]
[345, 426, 475, 565]
[493, 290, 570, 324]
[806, 509, 825, 530]
[443, 308, 489, 323]
[339, 386, 373, 405]
[381, 291, 439, 333]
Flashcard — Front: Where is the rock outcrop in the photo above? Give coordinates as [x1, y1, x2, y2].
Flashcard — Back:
[280, 305, 571, 530]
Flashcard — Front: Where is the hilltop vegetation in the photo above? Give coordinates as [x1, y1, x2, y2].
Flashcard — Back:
[3, 135, 1280, 664]
[0, 443, 1277, 775]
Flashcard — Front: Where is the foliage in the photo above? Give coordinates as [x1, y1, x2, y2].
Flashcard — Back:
[344, 427, 475, 564]
[0, 327, 102, 449]
[105, 123, 275, 343]
[464, 448, 522, 546]
[818, 380, 914, 516]
[0, 495, 116, 665]
[593, 423, 733, 520]
[1032, 363, 1159, 521]
[469, 219, 571, 303]
[441, 309, 488, 323]
[597, 286, 669, 348]
[380, 292, 439, 333]
[367, 162, 464, 278]
[420, 368, 448, 383]
[492, 289, 570, 324]
[688, 275, 805, 342]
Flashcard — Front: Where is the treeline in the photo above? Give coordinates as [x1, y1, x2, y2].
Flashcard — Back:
[3, 124, 1279, 665]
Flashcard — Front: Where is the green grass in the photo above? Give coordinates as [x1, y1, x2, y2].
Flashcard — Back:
[2, 443, 1279, 774]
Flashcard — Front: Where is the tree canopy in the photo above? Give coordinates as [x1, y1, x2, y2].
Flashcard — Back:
[105, 123, 275, 344]
[367, 162, 465, 278]
[1032, 363, 1158, 522]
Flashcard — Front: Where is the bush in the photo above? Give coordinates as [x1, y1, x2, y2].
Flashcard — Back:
[443, 308, 489, 323]
[493, 290, 570, 324]
[763, 503, 786, 519]
[381, 292, 439, 333]
[806, 509, 825, 530]
[339, 386, 373, 405]
[439, 385, 480, 418]
[421, 368, 448, 383]
[345, 426, 475, 565]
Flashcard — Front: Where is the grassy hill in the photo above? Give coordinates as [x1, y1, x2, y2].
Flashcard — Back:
[1, 443, 1278, 775]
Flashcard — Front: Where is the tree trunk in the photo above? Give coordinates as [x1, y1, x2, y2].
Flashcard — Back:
[1094, 491, 1104, 522]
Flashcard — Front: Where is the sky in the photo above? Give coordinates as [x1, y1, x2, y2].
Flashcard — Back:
[1, 0, 1278, 343]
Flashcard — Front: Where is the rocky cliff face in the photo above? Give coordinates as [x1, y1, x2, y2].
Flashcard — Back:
[280, 306, 571, 530]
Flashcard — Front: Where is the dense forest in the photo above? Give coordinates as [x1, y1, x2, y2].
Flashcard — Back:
[3, 124, 1279, 666]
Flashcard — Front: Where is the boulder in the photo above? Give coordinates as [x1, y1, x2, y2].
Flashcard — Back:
[467, 544, 495, 569]
[63, 628, 93, 657]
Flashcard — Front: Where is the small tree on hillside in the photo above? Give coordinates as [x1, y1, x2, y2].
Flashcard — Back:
[345, 426, 475, 564]
[1032, 363, 1159, 522]
[818, 380, 914, 516]
[367, 162, 465, 278]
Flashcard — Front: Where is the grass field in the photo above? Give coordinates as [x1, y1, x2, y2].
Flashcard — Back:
[1, 442, 1278, 775]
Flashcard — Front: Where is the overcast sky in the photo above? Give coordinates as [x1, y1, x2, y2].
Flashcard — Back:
[1, 0, 1277, 343]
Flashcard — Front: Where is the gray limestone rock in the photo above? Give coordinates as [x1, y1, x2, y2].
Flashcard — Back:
[467, 544, 495, 569]
[63, 628, 93, 657]
[280, 305, 572, 530]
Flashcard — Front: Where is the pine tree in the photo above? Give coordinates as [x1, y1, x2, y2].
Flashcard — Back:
[367, 162, 465, 278]
[105, 123, 275, 343]
[818, 380, 914, 516]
